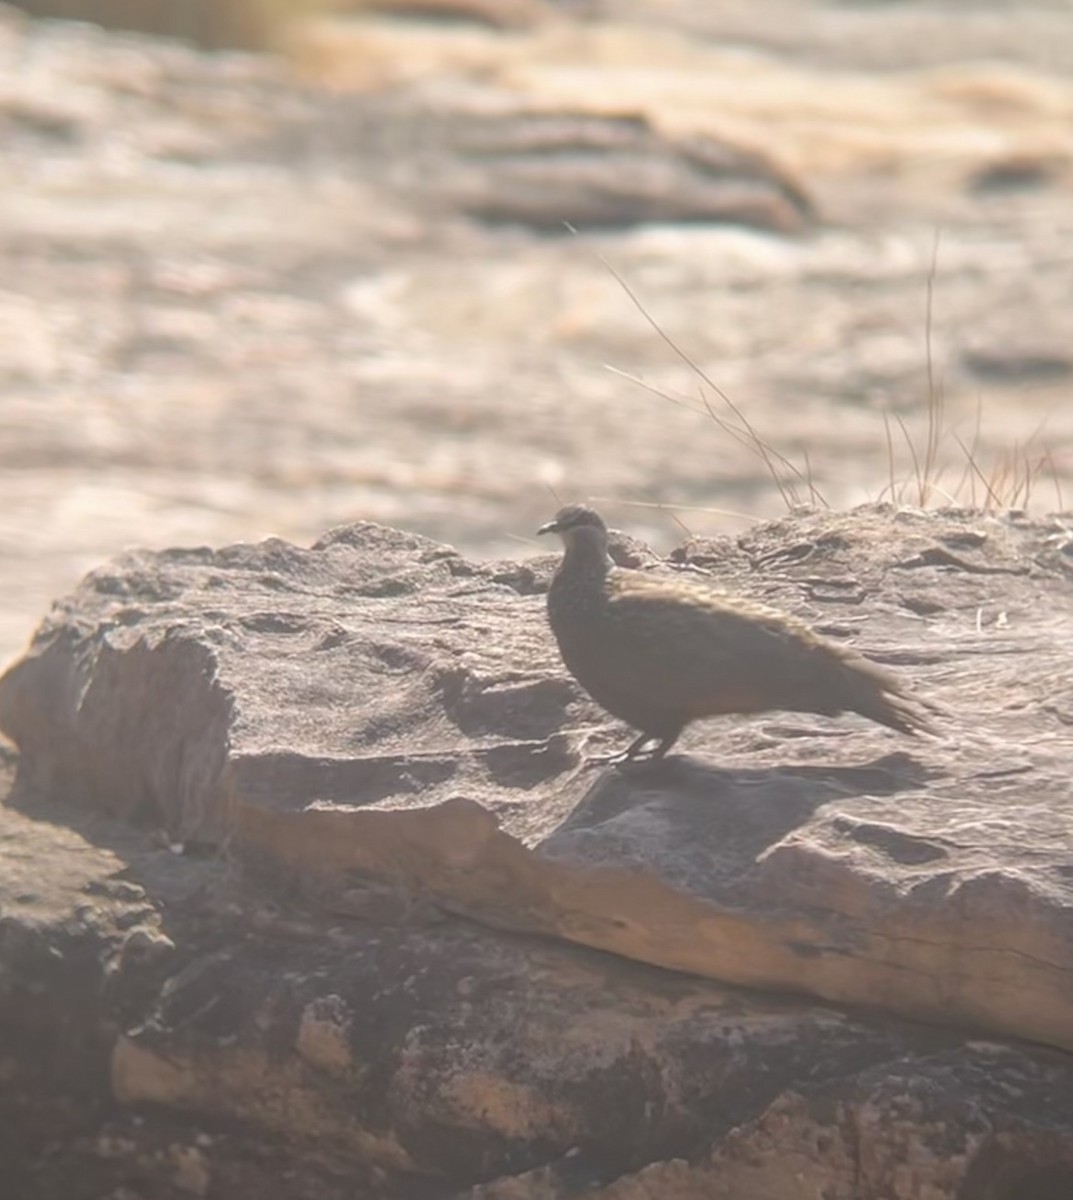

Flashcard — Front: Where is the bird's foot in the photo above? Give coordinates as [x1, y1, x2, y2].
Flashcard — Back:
[583, 748, 634, 766]
[584, 732, 677, 767]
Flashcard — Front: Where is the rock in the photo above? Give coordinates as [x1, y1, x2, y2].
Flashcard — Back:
[968, 153, 1065, 193]
[3, 507, 1073, 1194]
[279, 96, 814, 233]
[438, 111, 815, 233]
[9, 0, 292, 51]
[2, 506, 1073, 1064]
[0, 794, 1070, 1200]
[339, 0, 558, 30]
[503, 1048, 1073, 1200]
[962, 342, 1073, 384]
[2, 787, 1073, 1198]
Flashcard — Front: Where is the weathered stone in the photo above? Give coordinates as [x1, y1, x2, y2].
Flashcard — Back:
[2, 787, 1072, 1199]
[436, 111, 815, 232]
[2, 506, 1073, 1064]
[469, 1048, 1073, 1200]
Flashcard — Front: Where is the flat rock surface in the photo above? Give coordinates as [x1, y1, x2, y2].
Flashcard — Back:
[3, 506, 1072, 1060]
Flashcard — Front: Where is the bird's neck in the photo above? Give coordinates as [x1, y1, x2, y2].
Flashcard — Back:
[559, 533, 612, 584]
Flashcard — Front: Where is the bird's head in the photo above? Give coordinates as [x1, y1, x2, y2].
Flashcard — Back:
[537, 504, 609, 551]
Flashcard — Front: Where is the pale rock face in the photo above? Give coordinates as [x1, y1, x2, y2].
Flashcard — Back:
[2, 508, 1073, 1196]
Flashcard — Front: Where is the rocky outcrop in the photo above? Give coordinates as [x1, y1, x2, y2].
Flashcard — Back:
[2, 507, 1073, 1195]
[3, 507, 1073, 1052]
[6, 506, 1073, 1041]
[2, 772, 1073, 1199]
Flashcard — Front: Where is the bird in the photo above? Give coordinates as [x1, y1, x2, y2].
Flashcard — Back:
[537, 503, 937, 763]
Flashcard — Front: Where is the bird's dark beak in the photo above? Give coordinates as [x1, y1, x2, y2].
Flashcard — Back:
[537, 519, 560, 536]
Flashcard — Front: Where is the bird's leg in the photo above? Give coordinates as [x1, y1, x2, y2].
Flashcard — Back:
[585, 728, 683, 767]
[584, 730, 654, 766]
[646, 729, 682, 760]
[609, 729, 683, 766]
[616, 730, 658, 764]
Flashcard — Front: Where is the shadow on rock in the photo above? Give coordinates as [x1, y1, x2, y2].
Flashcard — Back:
[541, 751, 938, 877]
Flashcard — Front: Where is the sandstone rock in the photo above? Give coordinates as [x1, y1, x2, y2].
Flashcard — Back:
[437, 111, 815, 233]
[468, 1047, 1073, 1200]
[2, 792, 1073, 1199]
[2, 506, 1073, 1064]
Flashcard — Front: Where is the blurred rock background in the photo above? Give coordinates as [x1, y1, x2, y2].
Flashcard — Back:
[1, 0, 1071, 663]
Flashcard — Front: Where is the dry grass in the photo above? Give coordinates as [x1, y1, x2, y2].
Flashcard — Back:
[585, 235, 826, 516]
[598, 242, 1066, 526]
[875, 237, 1064, 515]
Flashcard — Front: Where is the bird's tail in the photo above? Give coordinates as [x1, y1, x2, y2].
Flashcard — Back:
[837, 652, 942, 737]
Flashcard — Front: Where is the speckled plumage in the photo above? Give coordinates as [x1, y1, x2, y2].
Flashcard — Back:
[537, 504, 936, 762]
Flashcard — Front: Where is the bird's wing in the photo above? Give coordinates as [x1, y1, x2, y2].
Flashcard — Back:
[604, 573, 935, 732]
[602, 577, 828, 714]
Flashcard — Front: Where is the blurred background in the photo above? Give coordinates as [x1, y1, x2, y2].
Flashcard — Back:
[1, 0, 1072, 662]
